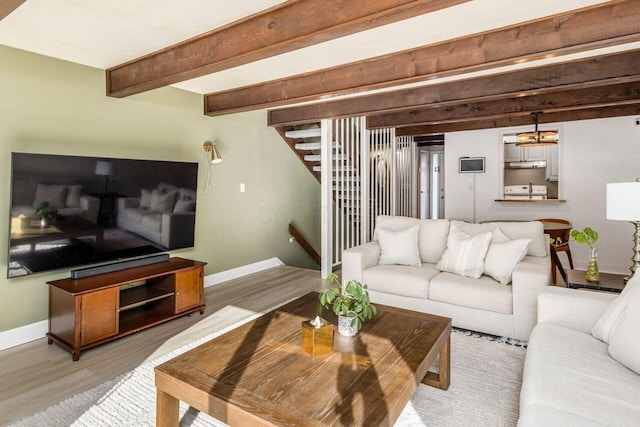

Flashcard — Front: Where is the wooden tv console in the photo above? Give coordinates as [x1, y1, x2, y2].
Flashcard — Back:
[46, 257, 206, 361]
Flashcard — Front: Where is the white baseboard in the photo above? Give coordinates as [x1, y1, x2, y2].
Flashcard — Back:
[0, 319, 48, 352]
[0, 257, 285, 352]
[204, 257, 285, 288]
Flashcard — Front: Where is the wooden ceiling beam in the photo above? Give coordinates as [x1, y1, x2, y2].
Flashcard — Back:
[106, 0, 467, 98]
[368, 81, 640, 128]
[0, 0, 27, 21]
[206, 0, 640, 116]
[267, 49, 640, 127]
[395, 105, 640, 135]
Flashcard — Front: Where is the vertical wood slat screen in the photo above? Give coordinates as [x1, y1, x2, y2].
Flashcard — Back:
[321, 118, 416, 273]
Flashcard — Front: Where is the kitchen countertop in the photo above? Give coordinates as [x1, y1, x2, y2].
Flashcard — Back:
[494, 199, 567, 203]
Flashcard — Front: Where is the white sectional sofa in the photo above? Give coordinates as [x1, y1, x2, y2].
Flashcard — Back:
[117, 183, 196, 249]
[342, 216, 550, 341]
[519, 285, 640, 426]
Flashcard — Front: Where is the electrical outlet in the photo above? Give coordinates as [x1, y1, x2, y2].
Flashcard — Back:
[240, 183, 245, 192]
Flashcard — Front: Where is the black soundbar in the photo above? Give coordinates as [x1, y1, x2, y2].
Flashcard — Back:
[70, 254, 170, 279]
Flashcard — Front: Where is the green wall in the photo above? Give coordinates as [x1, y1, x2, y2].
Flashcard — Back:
[0, 45, 321, 332]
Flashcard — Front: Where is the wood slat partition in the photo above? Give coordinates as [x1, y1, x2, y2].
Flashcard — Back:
[106, 0, 467, 98]
[206, 0, 640, 116]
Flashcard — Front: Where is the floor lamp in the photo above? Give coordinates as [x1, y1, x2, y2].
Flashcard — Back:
[606, 179, 640, 281]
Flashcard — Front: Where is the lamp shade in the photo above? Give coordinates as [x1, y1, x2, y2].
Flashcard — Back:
[607, 182, 640, 221]
[95, 160, 114, 176]
[210, 145, 223, 164]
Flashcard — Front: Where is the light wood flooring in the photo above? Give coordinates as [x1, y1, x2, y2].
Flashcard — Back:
[0, 266, 323, 425]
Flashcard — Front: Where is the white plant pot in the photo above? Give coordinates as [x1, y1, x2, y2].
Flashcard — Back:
[338, 314, 358, 337]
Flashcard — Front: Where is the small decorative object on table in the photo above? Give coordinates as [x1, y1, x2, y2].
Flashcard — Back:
[571, 227, 599, 282]
[35, 201, 62, 226]
[317, 273, 377, 337]
[301, 315, 333, 356]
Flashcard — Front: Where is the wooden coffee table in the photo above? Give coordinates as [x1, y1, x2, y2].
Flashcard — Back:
[155, 292, 451, 426]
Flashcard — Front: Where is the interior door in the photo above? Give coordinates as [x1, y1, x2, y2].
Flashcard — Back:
[431, 151, 445, 219]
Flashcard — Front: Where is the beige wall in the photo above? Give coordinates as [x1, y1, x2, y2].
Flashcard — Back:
[0, 45, 320, 332]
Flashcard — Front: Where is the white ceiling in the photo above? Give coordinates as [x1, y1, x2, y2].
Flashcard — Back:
[0, 0, 619, 98]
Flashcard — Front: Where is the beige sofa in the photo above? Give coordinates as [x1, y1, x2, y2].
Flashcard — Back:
[519, 286, 640, 425]
[342, 216, 550, 341]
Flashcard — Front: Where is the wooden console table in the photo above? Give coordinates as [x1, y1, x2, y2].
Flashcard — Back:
[47, 257, 206, 361]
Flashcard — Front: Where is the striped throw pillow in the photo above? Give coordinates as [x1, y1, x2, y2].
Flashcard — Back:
[435, 225, 492, 278]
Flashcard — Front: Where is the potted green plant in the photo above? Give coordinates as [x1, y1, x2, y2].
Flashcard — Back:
[317, 273, 377, 336]
[571, 227, 599, 282]
[35, 201, 62, 226]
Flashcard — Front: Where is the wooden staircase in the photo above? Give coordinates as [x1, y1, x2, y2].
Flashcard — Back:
[274, 121, 362, 224]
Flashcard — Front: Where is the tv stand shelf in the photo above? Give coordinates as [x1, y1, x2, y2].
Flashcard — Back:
[46, 257, 206, 361]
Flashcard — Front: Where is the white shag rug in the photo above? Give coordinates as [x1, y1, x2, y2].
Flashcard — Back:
[12, 318, 526, 427]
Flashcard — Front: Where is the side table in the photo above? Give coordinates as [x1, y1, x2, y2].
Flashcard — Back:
[566, 269, 626, 293]
[90, 192, 124, 226]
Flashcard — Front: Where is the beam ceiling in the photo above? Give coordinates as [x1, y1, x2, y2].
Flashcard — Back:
[267, 49, 640, 131]
[0, 0, 26, 21]
[106, 0, 467, 98]
[207, 0, 640, 116]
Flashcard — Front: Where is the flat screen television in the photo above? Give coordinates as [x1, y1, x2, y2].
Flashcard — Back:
[7, 153, 198, 278]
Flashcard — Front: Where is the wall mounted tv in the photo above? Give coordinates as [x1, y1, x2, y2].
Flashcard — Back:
[7, 153, 198, 278]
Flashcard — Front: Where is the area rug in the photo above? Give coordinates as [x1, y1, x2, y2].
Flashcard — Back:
[11, 318, 526, 427]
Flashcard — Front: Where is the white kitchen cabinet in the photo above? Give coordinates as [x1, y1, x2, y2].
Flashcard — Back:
[545, 143, 559, 181]
[504, 143, 547, 162]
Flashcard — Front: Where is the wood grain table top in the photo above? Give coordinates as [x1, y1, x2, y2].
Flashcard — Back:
[155, 292, 452, 426]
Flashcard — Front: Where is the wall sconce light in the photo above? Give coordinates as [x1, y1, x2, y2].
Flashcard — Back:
[203, 141, 223, 164]
[516, 112, 559, 147]
[203, 141, 222, 194]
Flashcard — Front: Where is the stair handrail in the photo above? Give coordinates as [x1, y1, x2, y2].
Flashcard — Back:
[289, 223, 321, 265]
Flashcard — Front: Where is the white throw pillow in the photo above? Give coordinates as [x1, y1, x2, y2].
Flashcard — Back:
[484, 228, 531, 285]
[608, 285, 640, 375]
[150, 190, 176, 213]
[173, 199, 195, 213]
[592, 273, 640, 343]
[65, 185, 82, 208]
[435, 225, 492, 279]
[32, 183, 67, 209]
[140, 189, 152, 209]
[377, 225, 421, 267]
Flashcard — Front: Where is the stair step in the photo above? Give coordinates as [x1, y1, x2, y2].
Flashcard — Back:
[333, 186, 361, 191]
[294, 142, 338, 150]
[337, 195, 361, 201]
[313, 165, 355, 172]
[285, 128, 321, 138]
[304, 154, 347, 162]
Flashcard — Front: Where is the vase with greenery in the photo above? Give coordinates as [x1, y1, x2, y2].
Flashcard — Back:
[35, 201, 62, 226]
[316, 273, 377, 336]
[571, 227, 599, 282]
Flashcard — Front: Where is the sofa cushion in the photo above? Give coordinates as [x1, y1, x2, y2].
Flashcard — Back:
[362, 263, 438, 299]
[521, 323, 640, 426]
[608, 284, 640, 375]
[33, 183, 67, 209]
[435, 225, 492, 279]
[150, 190, 176, 213]
[377, 225, 421, 267]
[429, 272, 512, 314]
[592, 272, 639, 344]
[484, 228, 530, 285]
[173, 199, 195, 213]
[140, 213, 162, 233]
[120, 207, 148, 223]
[65, 185, 82, 208]
[451, 220, 546, 257]
[140, 189, 152, 209]
[374, 216, 450, 263]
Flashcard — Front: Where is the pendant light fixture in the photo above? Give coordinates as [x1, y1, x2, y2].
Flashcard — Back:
[516, 112, 558, 147]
